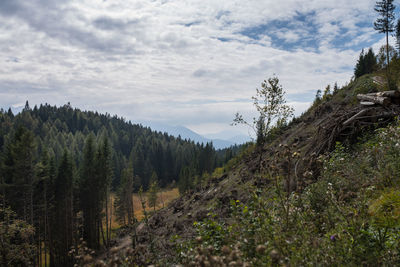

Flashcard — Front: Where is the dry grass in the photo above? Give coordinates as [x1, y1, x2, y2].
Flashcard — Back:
[108, 188, 179, 228]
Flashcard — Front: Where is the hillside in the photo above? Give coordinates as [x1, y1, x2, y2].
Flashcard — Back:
[0, 104, 241, 266]
[98, 73, 400, 266]
[0, 103, 238, 190]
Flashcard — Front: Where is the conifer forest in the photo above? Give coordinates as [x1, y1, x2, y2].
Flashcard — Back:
[2, 1, 400, 266]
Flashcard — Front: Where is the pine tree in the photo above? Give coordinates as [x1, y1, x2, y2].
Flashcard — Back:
[256, 114, 266, 146]
[323, 85, 331, 100]
[148, 172, 159, 211]
[333, 82, 339, 94]
[354, 48, 377, 78]
[53, 150, 74, 266]
[354, 49, 366, 78]
[114, 165, 134, 225]
[34, 149, 53, 267]
[313, 89, 322, 105]
[178, 166, 193, 193]
[79, 134, 98, 249]
[364, 48, 378, 74]
[374, 0, 396, 76]
[2, 127, 35, 224]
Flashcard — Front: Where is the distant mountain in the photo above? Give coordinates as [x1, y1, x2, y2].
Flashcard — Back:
[227, 135, 252, 144]
[139, 122, 245, 149]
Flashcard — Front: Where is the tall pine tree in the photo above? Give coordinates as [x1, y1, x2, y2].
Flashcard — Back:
[374, 0, 396, 76]
[79, 134, 99, 249]
[52, 150, 74, 266]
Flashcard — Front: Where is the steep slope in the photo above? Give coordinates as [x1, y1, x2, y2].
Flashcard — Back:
[110, 74, 400, 265]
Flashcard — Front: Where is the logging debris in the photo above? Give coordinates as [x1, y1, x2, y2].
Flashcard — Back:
[357, 90, 400, 106]
[310, 91, 400, 156]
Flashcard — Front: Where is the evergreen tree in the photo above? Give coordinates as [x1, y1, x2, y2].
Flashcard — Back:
[96, 136, 113, 247]
[34, 149, 53, 267]
[333, 82, 339, 95]
[354, 48, 377, 78]
[2, 127, 35, 224]
[364, 48, 378, 74]
[256, 114, 266, 147]
[323, 85, 331, 100]
[114, 165, 134, 225]
[148, 172, 159, 211]
[312, 89, 322, 106]
[79, 134, 99, 249]
[354, 49, 366, 78]
[374, 0, 396, 75]
[52, 150, 74, 266]
[178, 166, 194, 193]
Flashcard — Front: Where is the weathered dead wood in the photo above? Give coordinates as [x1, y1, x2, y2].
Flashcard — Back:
[360, 101, 375, 106]
[343, 109, 370, 126]
[357, 94, 390, 106]
[366, 90, 400, 98]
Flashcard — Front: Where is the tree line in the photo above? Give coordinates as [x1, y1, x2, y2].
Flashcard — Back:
[0, 102, 239, 266]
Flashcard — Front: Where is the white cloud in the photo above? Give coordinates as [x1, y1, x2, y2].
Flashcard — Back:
[0, 0, 387, 135]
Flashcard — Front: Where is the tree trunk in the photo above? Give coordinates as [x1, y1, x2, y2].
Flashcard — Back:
[386, 27, 390, 84]
[367, 90, 400, 98]
[357, 94, 390, 106]
[343, 109, 370, 126]
[105, 192, 109, 248]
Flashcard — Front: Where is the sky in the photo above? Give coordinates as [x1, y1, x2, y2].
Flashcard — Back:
[0, 0, 392, 137]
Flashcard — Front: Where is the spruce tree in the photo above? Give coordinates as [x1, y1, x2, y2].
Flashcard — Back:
[79, 134, 98, 249]
[148, 172, 159, 211]
[374, 0, 396, 76]
[95, 136, 113, 247]
[354, 49, 366, 78]
[53, 150, 74, 266]
[354, 48, 377, 78]
[2, 127, 35, 224]
[114, 165, 134, 225]
[333, 82, 339, 94]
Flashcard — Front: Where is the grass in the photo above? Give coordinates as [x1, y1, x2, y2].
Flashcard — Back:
[108, 188, 180, 229]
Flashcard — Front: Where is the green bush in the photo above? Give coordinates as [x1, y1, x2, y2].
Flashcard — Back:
[174, 121, 400, 266]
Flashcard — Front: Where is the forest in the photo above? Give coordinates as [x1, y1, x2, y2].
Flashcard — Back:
[0, 103, 239, 266]
[2, 1, 400, 266]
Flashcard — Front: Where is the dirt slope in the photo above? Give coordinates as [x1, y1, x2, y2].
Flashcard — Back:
[114, 75, 400, 265]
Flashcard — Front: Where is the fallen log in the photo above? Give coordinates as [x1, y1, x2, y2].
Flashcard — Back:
[366, 90, 400, 98]
[343, 109, 370, 126]
[360, 101, 375, 106]
[357, 94, 390, 106]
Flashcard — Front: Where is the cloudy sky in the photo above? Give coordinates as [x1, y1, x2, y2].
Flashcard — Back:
[0, 0, 392, 136]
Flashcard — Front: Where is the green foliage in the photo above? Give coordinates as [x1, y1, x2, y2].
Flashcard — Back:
[0, 103, 239, 264]
[115, 165, 135, 226]
[233, 75, 293, 146]
[354, 48, 378, 78]
[374, 0, 396, 72]
[369, 189, 400, 228]
[148, 175, 159, 211]
[193, 213, 230, 251]
[0, 205, 36, 266]
[176, 121, 400, 265]
[0, 104, 234, 193]
[352, 75, 378, 96]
